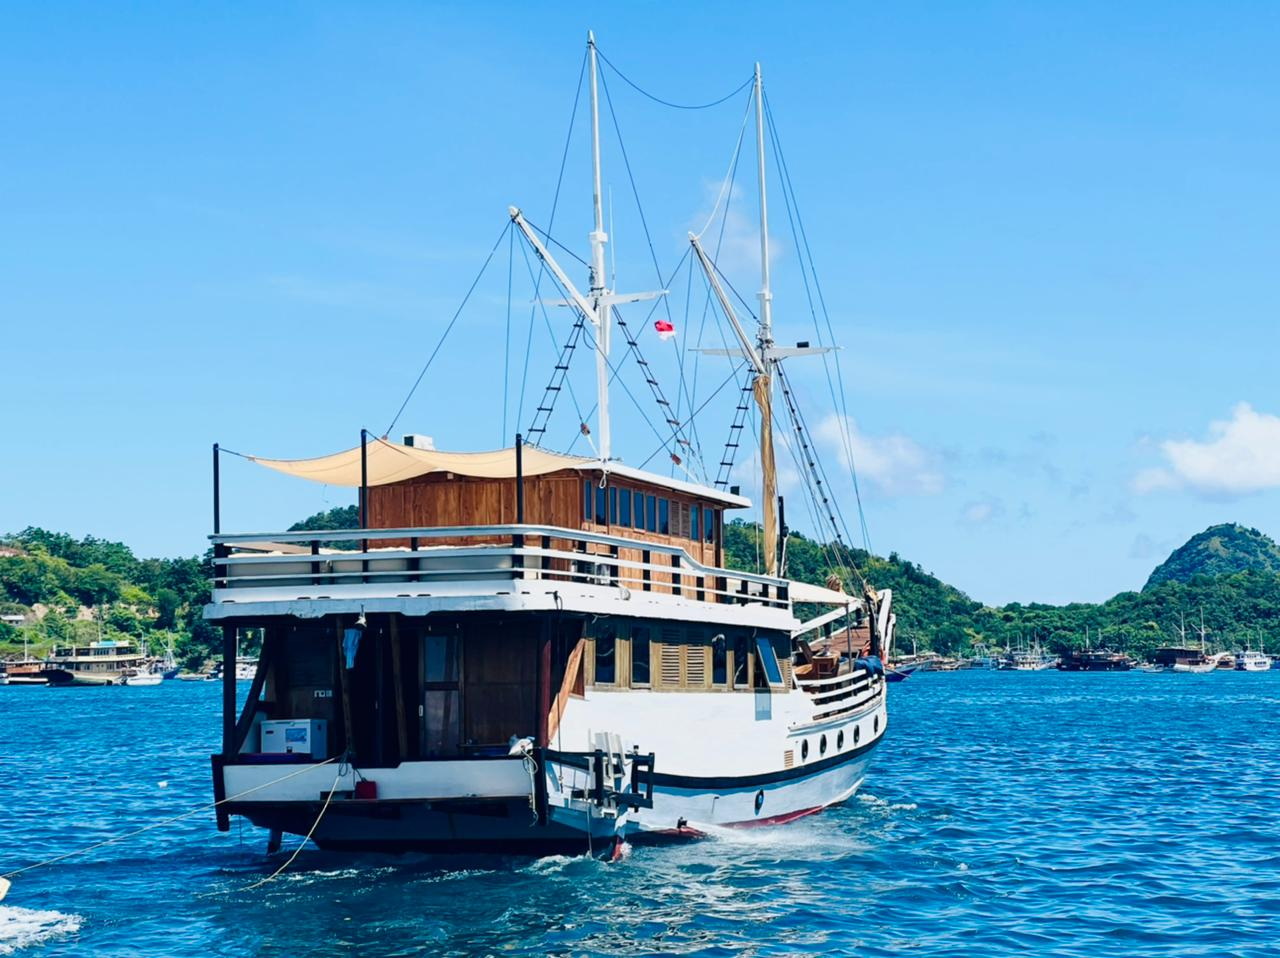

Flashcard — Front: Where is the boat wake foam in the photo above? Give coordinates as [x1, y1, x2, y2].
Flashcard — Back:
[858, 793, 918, 812]
[0, 906, 81, 955]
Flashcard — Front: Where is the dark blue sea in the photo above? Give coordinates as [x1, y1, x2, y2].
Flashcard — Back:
[3, 671, 1278, 957]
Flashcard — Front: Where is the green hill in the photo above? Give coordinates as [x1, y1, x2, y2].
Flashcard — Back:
[1144, 523, 1280, 590]
[7, 516, 1280, 667]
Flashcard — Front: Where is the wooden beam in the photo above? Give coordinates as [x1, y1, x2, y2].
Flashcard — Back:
[389, 615, 409, 760]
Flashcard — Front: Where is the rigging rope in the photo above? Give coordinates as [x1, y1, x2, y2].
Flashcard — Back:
[764, 91, 872, 551]
[517, 49, 588, 435]
[595, 47, 753, 111]
[384, 219, 513, 438]
[638, 362, 746, 471]
[519, 238, 590, 447]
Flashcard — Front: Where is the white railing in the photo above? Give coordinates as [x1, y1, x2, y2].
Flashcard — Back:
[210, 524, 790, 610]
[796, 666, 882, 722]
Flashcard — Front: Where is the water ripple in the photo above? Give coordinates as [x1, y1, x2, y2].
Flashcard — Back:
[2, 674, 1279, 955]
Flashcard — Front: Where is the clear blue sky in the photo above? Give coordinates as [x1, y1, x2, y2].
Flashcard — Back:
[3, 2, 1278, 606]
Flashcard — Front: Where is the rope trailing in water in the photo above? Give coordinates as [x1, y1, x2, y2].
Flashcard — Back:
[237, 763, 345, 892]
[0, 756, 343, 898]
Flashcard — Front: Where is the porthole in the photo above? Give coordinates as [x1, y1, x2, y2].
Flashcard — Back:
[874, 715, 880, 733]
[819, 734, 828, 756]
[854, 725, 861, 745]
[754, 790, 765, 815]
[837, 730, 844, 750]
[801, 739, 809, 761]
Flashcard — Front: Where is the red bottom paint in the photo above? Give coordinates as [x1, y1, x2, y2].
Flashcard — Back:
[726, 804, 826, 828]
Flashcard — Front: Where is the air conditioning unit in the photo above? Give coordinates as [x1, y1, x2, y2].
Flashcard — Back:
[402, 433, 435, 450]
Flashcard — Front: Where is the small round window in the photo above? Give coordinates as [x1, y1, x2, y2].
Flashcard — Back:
[837, 730, 844, 750]
[854, 725, 861, 744]
[801, 739, 809, 760]
[819, 734, 828, 756]
[754, 789, 765, 815]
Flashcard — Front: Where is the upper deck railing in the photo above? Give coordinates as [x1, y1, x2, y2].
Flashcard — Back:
[210, 523, 790, 609]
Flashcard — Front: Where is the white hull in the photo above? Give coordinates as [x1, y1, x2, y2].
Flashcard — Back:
[219, 672, 888, 850]
[123, 672, 163, 686]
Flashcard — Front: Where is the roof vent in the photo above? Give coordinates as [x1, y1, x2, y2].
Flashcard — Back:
[402, 434, 435, 450]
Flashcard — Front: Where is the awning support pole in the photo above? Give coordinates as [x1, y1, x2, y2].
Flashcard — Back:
[221, 625, 236, 755]
[212, 443, 221, 535]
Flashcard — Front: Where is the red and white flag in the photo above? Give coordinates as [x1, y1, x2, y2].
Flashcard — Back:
[654, 319, 676, 341]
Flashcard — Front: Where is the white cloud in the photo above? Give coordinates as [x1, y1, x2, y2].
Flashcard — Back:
[1134, 403, 1280, 497]
[814, 413, 944, 496]
[962, 498, 1003, 524]
[688, 180, 782, 278]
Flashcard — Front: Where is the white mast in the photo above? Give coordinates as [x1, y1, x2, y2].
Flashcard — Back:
[753, 61, 779, 575]
[687, 61, 831, 578]
[754, 62, 773, 348]
[587, 30, 611, 461]
[507, 31, 664, 461]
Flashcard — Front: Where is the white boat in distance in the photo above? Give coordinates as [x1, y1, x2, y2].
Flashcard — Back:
[121, 668, 163, 686]
[1235, 649, 1272, 672]
[205, 34, 896, 855]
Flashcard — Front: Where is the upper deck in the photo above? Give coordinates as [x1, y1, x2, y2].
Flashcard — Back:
[207, 521, 806, 631]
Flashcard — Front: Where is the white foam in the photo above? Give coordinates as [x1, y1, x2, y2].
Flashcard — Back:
[0, 905, 81, 955]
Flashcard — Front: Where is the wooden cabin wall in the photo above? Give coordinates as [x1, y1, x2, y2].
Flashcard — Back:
[364, 467, 734, 601]
[367, 472, 582, 543]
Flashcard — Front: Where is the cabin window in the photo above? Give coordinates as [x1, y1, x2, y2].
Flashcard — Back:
[704, 509, 717, 543]
[659, 499, 670, 535]
[595, 485, 607, 524]
[692, 506, 701, 541]
[631, 627, 651, 686]
[595, 634, 617, 685]
[633, 490, 645, 529]
[732, 634, 750, 688]
[645, 495, 657, 532]
[609, 487, 618, 525]
[619, 488, 632, 527]
[712, 634, 727, 685]
[756, 636, 785, 689]
[583, 481, 592, 522]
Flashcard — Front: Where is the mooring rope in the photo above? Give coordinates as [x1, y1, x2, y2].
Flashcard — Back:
[237, 763, 345, 892]
[0, 756, 343, 894]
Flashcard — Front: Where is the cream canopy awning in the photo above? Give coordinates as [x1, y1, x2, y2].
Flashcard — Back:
[247, 438, 593, 487]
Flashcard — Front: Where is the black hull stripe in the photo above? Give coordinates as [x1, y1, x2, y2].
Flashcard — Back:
[650, 730, 883, 791]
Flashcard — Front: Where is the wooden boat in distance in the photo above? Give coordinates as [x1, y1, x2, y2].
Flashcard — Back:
[4, 661, 47, 685]
[43, 639, 144, 686]
[1147, 648, 1227, 674]
[1057, 650, 1134, 672]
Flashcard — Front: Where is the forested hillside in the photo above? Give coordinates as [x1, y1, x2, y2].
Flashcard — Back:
[723, 519, 1280, 658]
[1144, 523, 1280, 590]
[6, 515, 1279, 668]
[0, 528, 215, 668]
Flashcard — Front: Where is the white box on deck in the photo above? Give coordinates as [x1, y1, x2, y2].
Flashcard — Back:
[260, 719, 328, 758]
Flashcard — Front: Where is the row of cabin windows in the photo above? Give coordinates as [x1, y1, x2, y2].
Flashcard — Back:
[584, 481, 718, 543]
[589, 625, 789, 691]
